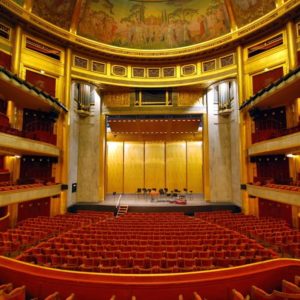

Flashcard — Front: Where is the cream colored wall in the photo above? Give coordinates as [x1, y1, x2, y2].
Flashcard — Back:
[76, 91, 101, 202]
[106, 141, 203, 194]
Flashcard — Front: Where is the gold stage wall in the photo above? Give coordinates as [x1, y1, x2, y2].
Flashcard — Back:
[106, 141, 203, 194]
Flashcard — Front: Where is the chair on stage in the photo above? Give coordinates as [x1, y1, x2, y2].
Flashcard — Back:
[136, 188, 142, 198]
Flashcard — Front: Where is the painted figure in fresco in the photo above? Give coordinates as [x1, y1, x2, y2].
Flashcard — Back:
[77, 0, 230, 49]
[235, 0, 258, 10]
[198, 15, 207, 40]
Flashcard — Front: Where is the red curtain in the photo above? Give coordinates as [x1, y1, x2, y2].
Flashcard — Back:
[256, 157, 290, 184]
[259, 198, 292, 226]
[0, 156, 4, 169]
[25, 70, 56, 97]
[17, 198, 50, 222]
[0, 51, 11, 70]
[252, 67, 283, 94]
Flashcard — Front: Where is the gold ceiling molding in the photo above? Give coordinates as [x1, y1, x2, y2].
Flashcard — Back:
[0, 0, 299, 59]
[71, 52, 236, 86]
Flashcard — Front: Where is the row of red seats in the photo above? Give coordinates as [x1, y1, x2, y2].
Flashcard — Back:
[252, 123, 300, 144]
[196, 211, 300, 258]
[0, 111, 58, 146]
[264, 183, 300, 191]
[14, 213, 276, 274]
[0, 183, 44, 192]
[0, 282, 75, 300]
[0, 213, 114, 256]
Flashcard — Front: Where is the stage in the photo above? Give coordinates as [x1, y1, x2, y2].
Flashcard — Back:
[68, 193, 241, 215]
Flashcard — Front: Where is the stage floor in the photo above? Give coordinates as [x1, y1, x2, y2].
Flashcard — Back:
[70, 194, 241, 214]
[103, 193, 205, 207]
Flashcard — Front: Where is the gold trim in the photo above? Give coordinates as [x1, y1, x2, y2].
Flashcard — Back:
[91, 60, 106, 74]
[0, 212, 9, 222]
[70, 0, 83, 35]
[132, 67, 146, 78]
[219, 53, 235, 68]
[24, 0, 32, 12]
[111, 65, 127, 77]
[224, 0, 237, 31]
[147, 68, 161, 78]
[162, 67, 176, 78]
[73, 55, 89, 70]
[286, 21, 297, 70]
[202, 59, 217, 72]
[246, 31, 285, 61]
[23, 34, 64, 64]
[181, 64, 197, 77]
[297, 22, 300, 37]
[12, 25, 22, 75]
[0, 21, 11, 42]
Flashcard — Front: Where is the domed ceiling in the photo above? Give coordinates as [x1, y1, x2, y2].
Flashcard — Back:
[13, 0, 276, 50]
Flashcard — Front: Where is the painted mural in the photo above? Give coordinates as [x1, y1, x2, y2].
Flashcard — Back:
[32, 0, 77, 30]
[231, 0, 276, 27]
[13, 0, 24, 6]
[77, 0, 231, 49]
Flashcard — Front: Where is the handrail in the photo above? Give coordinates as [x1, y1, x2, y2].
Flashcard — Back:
[116, 194, 122, 209]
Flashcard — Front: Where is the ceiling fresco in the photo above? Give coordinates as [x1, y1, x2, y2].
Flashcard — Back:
[11, 0, 279, 50]
[32, 0, 77, 30]
[231, 0, 276, 27]
[77, 0, 230, 49]
[12, 0, 24, 5]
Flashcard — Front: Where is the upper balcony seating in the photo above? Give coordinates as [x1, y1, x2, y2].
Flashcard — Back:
[251, 123, 300, 144]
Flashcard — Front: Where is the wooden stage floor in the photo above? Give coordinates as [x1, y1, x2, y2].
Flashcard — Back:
[69, 194, 241, 215]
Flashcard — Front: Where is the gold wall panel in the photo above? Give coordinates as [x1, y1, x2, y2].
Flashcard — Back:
[187, 141, 203, 193]
[145, 142, 165, 189]
[124, 142, 144, 193]
[177, 91, 203, 106]
[106, 142, 123, 193]
[103, 92, 131, 107]
[166, 142, 186, 191]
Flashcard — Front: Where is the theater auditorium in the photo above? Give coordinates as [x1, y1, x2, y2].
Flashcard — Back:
[0, 0, 300, 299]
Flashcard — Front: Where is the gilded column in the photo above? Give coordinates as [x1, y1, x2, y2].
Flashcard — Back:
[8, 26, 23, 127]
[58, 48, 72, 215]
[237, 45, 249, 214]
[286, 21, 297, 71]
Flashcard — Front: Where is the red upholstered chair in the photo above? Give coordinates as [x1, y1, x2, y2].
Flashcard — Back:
[44, 292, 60, 300]
[271, 291, 300, 299]
[193, 291, 203, 300]
[181, 258, 197, 272]
[232, 289, 251, 300]
[65, 294, 75, 300]
[0, 283, 13, 293]
[0, 285, 26, 300]
[251, 286, 300, 299]
[282, 280, 300, 294]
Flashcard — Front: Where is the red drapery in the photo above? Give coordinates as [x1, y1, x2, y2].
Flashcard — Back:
[0, 51, 11, 71]
[25, 70, 56, 97]
[252, 67, 283, 94]
[259, 198, 292, 226]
